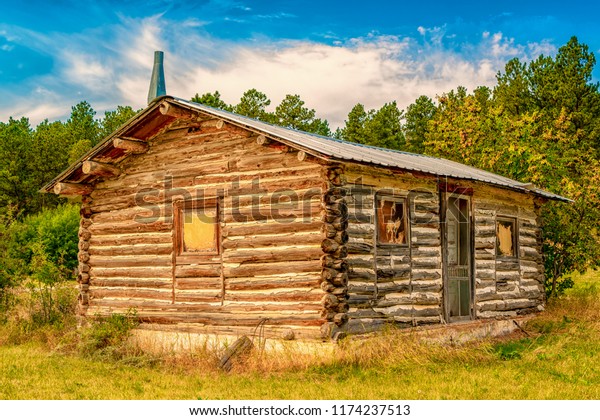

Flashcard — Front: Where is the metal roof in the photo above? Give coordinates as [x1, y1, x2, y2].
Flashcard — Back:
[172, 97, 568, 202]
[42, 95, 568, 202]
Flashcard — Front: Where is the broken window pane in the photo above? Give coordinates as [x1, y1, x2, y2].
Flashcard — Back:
[496, 218, 517, 258]
[181, 207, 218, 254]
[447, 196, 470, 266]
[376, 197, 407, 245]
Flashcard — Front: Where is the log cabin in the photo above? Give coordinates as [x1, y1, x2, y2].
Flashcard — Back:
[42, 56, 568, 342]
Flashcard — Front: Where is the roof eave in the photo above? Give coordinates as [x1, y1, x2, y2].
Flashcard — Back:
[41, 96, 572, 204]
[41, 98, 172, 193]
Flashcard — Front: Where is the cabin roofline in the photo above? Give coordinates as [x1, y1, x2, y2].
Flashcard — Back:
[42, 96, 570, 203]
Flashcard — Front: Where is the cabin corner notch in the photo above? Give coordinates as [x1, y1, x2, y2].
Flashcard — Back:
[320, 164, 350, 339]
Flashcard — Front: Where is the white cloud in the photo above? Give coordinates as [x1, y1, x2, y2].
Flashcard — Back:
[0, 16, 557, 129]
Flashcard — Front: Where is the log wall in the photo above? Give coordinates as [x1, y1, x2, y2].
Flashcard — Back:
[472, 186, 545, 318]
[83, 121, 327, 339]
[341, 164, 545, 334]
[77, 117, 545, 340]
[341, 165, 443, 334]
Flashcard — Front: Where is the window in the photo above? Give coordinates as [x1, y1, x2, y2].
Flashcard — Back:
[496, 217, 517, 258]
[174, 200, 219, 256]
[447, 196, 470, 267]
[376, 196, 408, 245]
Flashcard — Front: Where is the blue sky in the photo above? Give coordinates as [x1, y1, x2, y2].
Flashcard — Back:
[1, 0, 599, 128]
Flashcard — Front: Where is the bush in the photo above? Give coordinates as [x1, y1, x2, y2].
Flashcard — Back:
[78, 310, 143, 362]
[37, 205, 80, 270]
[0, 204, 79, 326]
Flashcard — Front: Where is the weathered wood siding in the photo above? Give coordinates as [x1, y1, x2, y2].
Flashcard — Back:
[77, 120, 546, 340]
[343, 164, 443, 333]
[81, 120, 327, 339]
[472, 186, 545, 318]
[342, 164, 545, 333]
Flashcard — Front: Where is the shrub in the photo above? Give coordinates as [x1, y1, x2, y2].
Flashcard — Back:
[35, 204, 79, 271]
[0, 204, 79, 328]
[78, 310, 142, 362]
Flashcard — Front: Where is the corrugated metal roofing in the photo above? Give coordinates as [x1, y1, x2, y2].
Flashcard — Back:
[173, 97, 568, 202]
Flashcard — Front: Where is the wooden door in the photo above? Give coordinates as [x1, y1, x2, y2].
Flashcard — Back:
[443, 195, 473, 322]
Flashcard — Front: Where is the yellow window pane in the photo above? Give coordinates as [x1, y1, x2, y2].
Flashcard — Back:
[496, 220, 515, 257]
[182, 209, 217, 253]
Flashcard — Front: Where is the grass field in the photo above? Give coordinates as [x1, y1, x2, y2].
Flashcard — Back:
[1, 271, 599, 400]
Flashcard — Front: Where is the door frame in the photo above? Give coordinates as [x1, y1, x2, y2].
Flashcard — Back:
[440, 191, 475, 323]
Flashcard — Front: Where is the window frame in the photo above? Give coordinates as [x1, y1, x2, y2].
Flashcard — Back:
[495, 215, 519, 259]
[173, 198, 221, 258]
[375, 194, 410, 247]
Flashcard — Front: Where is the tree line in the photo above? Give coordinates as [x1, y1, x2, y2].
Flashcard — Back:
[0, 36, 598, 300]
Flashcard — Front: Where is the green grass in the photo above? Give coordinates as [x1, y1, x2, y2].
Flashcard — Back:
[1, 271, 599, 399]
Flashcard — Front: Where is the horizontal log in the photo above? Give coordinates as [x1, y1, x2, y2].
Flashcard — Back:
[410, 270, 442, 280]
[95, 158, 320, 192]
[224, 260, 321, 278]
[88, 219, 172, 235]
[88, 299, 323, 316]
[227, 275, 320, 291]
[90, 244, 173, 256]
[224, 192, 321, 211]
[222, 202, 321, 224]
[135, 314, 324, 327]
[54, 182, 93, 196]
[90, 233, 172, 247]
[375, 248, 408, 260]
[411, 280, 443, 292]
[175, 255, 222, 266]
[113, 138, 149, 154]
[346, 256, 374, 269]
[174, 291, 222, 302]
[88, 255, 172, 267]
[91, 178, 324, 213]
[376, 281, 410, 294]
[89, 266, 172, 279]
[347, 242, 374, 255]
[87, 303, 324, 326]
[159, 102, 195, 119]
[175, 265, 221, 278]
[135, 323, 321, 340]
[89, 278, 172, 289]
[121, 136, 250, 175]
[148, 126, 247, 150]
[90, 288, 173, 301]
[224, 220, 322, 237]
[348, 268, 376, 281]
[82, 160, 121, 178]
[90, 206, 164, 224]
[175, 277, 222, 290]
[495, 259, 521, 271]
[222, 232, 322, 250]
[224, 289, 323, 303]
[200, 119, 225, 129]
[376, 268, 411, 279]
[223, 246, 322, 264]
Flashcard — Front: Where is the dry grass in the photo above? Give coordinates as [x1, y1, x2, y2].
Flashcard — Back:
[1, 270, 599, 399]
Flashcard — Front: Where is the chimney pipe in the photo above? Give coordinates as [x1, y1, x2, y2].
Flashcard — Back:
[147, 51, 166, 104]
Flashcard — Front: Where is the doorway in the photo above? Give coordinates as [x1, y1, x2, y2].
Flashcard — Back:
[443, 194, 473, 322]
